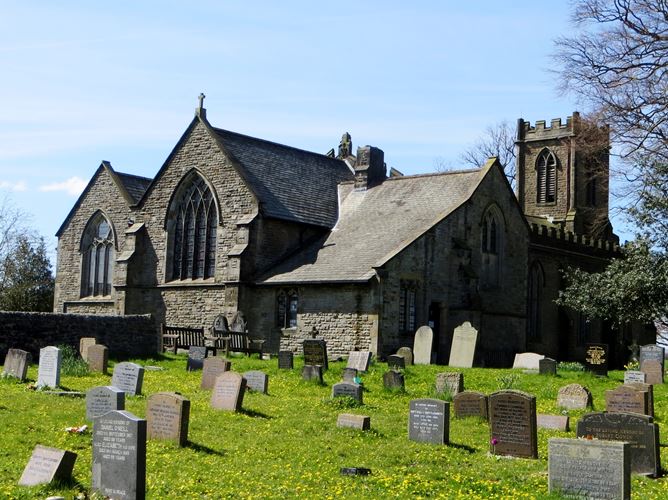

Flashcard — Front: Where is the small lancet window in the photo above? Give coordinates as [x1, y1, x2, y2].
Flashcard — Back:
[536, 149, 557, 203]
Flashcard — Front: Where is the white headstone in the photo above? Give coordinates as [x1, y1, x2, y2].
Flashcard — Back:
[37, 346, 61, 389]
[512, 352, 545, 371]
[413, 326, 434, 365]
[448, 322, 478, 368]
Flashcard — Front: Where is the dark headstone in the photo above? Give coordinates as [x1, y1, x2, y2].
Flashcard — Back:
[387, 355, 405, 370]
[200, 357, 231, 390]
[87, 344, 108, 374]
[79, 337, 97, 361]
[605, 385, 649, 415]
[639, 344, 664, 384]
[584, 343, 609, 376]
[434, 372, 464, 397]
[302, 365, 323, 383]
[548, 438, 630, 499]
[37, 346, 61, 389]
[538, 357, 557, 376]
[408, 398, 449, 445]
[340, 467, 371, 476]
[576, 411, 660, 477]
[383, 370, 405, 391]
[453, 391, 488, 420]
[337, 413, 370, 430]
[396, 347, 413, 365]
[187, 346, 207, 371]
[2, 348, 31, 380]
[18, 445, 77, 486]
[332, 382, 363, 404]
[342, 368, 358, 383]
[278, 350, 294, 370]
[146, 392, 190, 446]
[86, 386, 125, 421]
[537, 414, 569, 432]
[488, 390, 538, 459]
[556, 383, 592, 410]
[111, 362, 144, 396]
[624, 370, 646, 384]
[243, 370, 268, 394]
[303, 339, 328, 370]
[92, 410, 146, 500]
[346, 351, 372, 372]
[211, 372, 246, 411]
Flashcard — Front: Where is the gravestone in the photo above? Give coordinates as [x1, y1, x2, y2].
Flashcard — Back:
[488, 390, 538, 459]
[584, 343, 609, 376]
[626, 382, 654, 417]
[548, 438, 630, 500]
[556, 383, 592, 410]
[86, 386, 125, 421]
[211, 371, 246, 411]
[396, 347, 413, 365]
[577, 412, 660, 477]
[413, 326, 434, 365]
[278, 350, 294, 370]
[92, 410, 146, 500]
[537, 414, 569, 432]
[453, 391, 488, 420]
[2, 348, 31, 380]
[337, 413, 370, 431]
[346, 351, 372, 372]
[87, 344, 108, 374]
[37, 346, 61, 389]
[387, 355, 405, 370]
[302, 365, 323, 383]
[212, 313, 229, 332]
[146, 392, 190, 446]
[187, 346, 207, 371]
[512, 352, 544, 371]
[332, 382, 363, 404]
[111, 362, 145, 396]
[342, 368, 358, 383]
[243, 370, 268, 394]
[303, 339, 328, 370]
[79, 337, 97, 361]
[18, 445, 77, 486]
[605, 385, 649, 415]
[200, 357, 231, 390]
[539, 357, 557, 376]
[624, 370, 647, 385]
[448, 321, 478, 368]
[408, 398, 449, 445]
[639, 344, 664, 384]
[383, 370, 405, 391]
[434, 372, 464, 397]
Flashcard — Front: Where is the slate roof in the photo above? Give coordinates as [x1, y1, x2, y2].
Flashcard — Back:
[115, 172, 152, 204]
[259, 165, 491, 284]
[212, 127, 354, 228]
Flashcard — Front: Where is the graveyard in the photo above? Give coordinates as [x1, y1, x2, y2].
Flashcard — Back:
[2, 349, 668, 499]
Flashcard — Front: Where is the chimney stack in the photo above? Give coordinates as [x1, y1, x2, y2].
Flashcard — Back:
[354, 146, 386, 190]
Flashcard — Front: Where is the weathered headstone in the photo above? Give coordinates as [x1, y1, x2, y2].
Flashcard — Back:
[332, 382, 363, 404]
[187, 346, 207, 371]
[639, 344, 665, 384]
[86, 386, 125, 421]
[200, 357, 231, 390]
[453, 391, 488, 420]
[624, 370, 647, 385]
[387, 354, 405, 370]
[606, 385, 649, 415]
[278, 350, 294, 369]
[434, 372, 464, 397]
[337, 413, 370, 431]
[408, 398, 449, 445]
[626, 382, 654, 417]
[146, 392, 190, 446]
[211, 371, 246, 411]
[488, 390, 538, 459]
[2, 348, 31, 380]
[37, 346, 61, 389]
[576, 412, 660, 477]
[92, 410, 146, 500]
[302, 365, 323, 383]
[413, 325, 433, 365]
[303, 339, 328, 370]
[346, 351, 372, 372]
[243, 370, 268, 394]
[584, 343, 609, 376]
[18, 445, 77, 486]
[396, 347, 413, 366]
[448, 321, 478, 368]
[512, 352, 544, 371]
[556, 383, 592, 410]
[548, 438, 630, 500]
[87, 344, 108, 374]
[537, 414, 569, 432]
[383, 370, 405, 391]
[539, 357, 557, 376]
[79, 337, 97, 361]
[111, 362, 145, 396]
[342, 368, 358, 383]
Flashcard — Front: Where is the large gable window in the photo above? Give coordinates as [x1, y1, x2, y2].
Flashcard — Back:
[81, 212, 115, 297]
[169, 172, 218, 281]
[536, 149, 557, 204]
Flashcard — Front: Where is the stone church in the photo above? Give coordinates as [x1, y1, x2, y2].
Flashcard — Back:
[54, 100, 650, 366]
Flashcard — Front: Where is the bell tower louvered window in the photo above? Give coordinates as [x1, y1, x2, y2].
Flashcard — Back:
[536, 149, 557, 203]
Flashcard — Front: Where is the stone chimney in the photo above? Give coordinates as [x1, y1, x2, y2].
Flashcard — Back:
[354, 146, 386, 190]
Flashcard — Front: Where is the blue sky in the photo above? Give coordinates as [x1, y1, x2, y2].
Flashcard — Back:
[0, 2, 628, 265]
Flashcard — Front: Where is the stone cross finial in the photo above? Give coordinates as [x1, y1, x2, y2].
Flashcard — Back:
[198, 93, 206, 110]
[338, 132, 352, 159]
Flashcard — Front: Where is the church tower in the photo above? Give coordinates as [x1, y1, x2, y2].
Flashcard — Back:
[515, 112, 615, 241]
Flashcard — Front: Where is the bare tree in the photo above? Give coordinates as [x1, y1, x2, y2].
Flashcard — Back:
[459, 120, 516, 189]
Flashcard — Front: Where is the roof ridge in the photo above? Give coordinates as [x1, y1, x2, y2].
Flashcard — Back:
[115, 171, 153, 182]
[384, 168, 482, 181]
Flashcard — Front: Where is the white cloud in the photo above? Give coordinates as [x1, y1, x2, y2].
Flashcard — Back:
[39, 177, 88, 196]
[0, 180, 27, 192]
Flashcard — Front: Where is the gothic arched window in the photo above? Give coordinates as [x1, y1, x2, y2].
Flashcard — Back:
[169, 172, 218, 281]
[527, 261, 544, 342]
[481, 206, 503, 288]
[276, 289, 298, 328]
[81, 212, 115, 297]
[536, 149, 557, 203]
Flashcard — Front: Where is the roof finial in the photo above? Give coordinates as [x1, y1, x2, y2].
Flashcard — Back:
[198, 93, 206, 109]
[196, 93, 207, 119]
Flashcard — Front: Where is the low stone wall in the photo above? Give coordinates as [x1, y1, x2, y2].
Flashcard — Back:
[0, 311, 158, 361]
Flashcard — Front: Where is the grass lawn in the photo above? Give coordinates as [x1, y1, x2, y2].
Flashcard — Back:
[1, 353, 668, 499]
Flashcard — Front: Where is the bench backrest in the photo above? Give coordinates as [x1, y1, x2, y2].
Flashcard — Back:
[162, 325, 205, 346]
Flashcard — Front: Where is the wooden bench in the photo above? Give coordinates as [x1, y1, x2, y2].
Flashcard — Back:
[161, 324, 206, 353]
[227, 331, 265, 357]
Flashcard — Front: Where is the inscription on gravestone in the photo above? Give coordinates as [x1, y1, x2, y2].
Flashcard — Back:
[413, 326, 433, 365]
[639, 344, 664, 384]
[79, 337, 96, 361]
[278, 350, 294, 370]
[346, 351, 372, 372]
[187, 346, 207, 371]
[383, 370, 405, 391]
[18, 445, 77, 486]
[556, 383, 592, 410]
[111, 362, 145, 396]
[2, 348, 31, 380]
[453, 391, 488, 420]
[488, 390, 537, 459]
[303, 339, 328, 370]
[332, 382, 363, 404]
[211, 372, 246, 411]
[200, 357, 231, 390]
[243, 370, 268, 394]
[87, 344, 108, 374]
[37, 346, 61, 388]
[146, 392, 190, 446]
[408, 399, 449, 445]
[434, 372, 464, 397]
[396, 347, 413, 366]
[624, 370, 647, 385]
[584, 343, 609, 376]
[448, 321, 478, 368]
[606, 385, 649, 415]
[86, 386, 125, 421]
